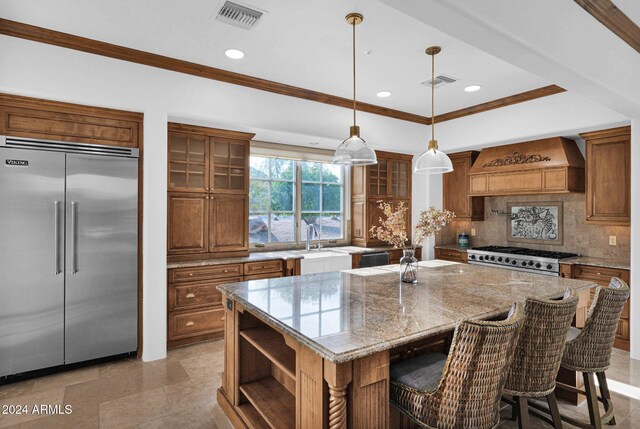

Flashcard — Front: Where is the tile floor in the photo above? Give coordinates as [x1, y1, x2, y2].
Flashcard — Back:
[0, 341, 638, 428]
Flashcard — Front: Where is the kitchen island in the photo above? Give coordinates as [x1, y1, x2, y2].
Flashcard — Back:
[217, 262, 596, 429]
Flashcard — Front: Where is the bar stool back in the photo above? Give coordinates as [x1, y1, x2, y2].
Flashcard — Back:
[390, 303, 524, 429]
[503, 289, 579, 429]
[559, 277, 630, 429]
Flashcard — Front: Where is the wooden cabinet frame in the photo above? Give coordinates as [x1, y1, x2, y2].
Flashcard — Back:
[167, 122, 254, 261]
[443, 151, 484, 221]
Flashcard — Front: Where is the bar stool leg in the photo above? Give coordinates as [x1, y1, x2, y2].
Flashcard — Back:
[511, 396, 519, 421]
[583, 372, 603, 429]
[517, 396, 531, 429]
[546, 392, 563, 429]
[596, 371, 616, 425]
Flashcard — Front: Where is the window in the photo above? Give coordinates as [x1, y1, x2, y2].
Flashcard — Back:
[249, 157, 296, 244]
[300, 162, 343, 240]
[249, 156, 345, 246]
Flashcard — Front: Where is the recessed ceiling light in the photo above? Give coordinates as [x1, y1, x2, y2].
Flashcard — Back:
[464, 85, 482, 92]
[364, 50, 373, 55]
[309, 142, 320, 146]
[224, 49, 245, 59]
[376, 91, 392, 98]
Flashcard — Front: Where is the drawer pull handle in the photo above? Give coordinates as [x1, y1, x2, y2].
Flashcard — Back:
[185, 293, 196, 299]
[597, 273, 602, 276]
[224, 270, 228, 273]
[188, 273, 193, 276]
[185, 321, 195, 327]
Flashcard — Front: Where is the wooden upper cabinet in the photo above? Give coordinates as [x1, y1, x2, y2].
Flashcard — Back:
[210, 138, 248, 193]
[210, 194, 248, 253]
[167, 193, 209, 255]
[168, 132, 209, 192]
[0, 93, 142, 148]
[351, 150, 413, 247]
[443, 151, 484, 221]
[167, 123, 254, 260]
[581, 126, 631, 225]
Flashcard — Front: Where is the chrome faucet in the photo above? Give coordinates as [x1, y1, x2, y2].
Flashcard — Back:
[305, 224, 321, 251]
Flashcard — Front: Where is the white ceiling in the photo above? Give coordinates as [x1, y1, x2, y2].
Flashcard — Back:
[1, 0, 551, 116]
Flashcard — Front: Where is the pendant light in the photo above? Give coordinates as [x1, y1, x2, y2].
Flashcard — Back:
[333, 13, 378, 166]
[414, 46, 453, 174]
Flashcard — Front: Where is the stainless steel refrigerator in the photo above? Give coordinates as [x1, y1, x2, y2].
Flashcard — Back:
[0, 136, 138, 378]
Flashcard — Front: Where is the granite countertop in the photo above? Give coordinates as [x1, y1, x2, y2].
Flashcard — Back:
[562, 257, 631, 271]
[218, 264, 595, 363]
[167, 245, 420, 269]
[434, 244, 468, 253]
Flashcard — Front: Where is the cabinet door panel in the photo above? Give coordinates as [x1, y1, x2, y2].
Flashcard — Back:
[168, 132, 208, 192]
[210, 194, 248, 252]
[368, 159, 388, 197]
[210, 138, 248, 193]
[443, 157, 470, 217]
[168, 193, 208, 255]
[390, 160, 410, 198]
[586, 137, 630, 224]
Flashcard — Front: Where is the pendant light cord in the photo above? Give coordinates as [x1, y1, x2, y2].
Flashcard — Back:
[431, 51, 435, 148]
[352, 19, 357, 127]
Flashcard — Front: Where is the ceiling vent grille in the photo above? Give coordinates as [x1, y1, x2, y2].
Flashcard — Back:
[421, 74, 458, 89]
[216, 1, 264, 30]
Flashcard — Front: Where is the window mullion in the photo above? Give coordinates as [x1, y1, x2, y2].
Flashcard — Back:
[296, 161, 302, 245]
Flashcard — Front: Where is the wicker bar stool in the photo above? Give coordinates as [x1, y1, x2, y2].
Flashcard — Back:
[389, 303, 524, 429]
[555, 277, 630, 429]
[503, 289, 579, 429]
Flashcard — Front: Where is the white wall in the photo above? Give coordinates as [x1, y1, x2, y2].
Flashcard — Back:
[631, 119, 640, 360]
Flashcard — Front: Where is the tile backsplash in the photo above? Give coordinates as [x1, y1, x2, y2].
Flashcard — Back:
[436, 193, 630, 259]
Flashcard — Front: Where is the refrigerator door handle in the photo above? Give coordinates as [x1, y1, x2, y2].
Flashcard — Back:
[54, 201, 61, 275]
[71, 201, 78, 274]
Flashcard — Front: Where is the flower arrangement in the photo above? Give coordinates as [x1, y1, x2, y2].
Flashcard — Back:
[369, 201, 408, 249]
[413, 207, 456, 244]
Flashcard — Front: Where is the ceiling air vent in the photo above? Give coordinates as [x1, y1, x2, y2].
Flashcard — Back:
[421, 74, 458, 89]
[216, 1, 265, 30]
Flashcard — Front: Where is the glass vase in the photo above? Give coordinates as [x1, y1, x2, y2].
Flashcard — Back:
[400, 248, 418, 284]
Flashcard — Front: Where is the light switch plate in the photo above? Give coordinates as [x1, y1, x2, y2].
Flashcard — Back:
[471, 228, 476, 237]
[609, 236, 617, 246]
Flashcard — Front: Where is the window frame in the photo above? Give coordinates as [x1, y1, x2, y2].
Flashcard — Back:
[249, 154, 350, 249]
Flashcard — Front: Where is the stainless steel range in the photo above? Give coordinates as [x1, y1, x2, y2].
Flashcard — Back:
[467, 246, 578, 276]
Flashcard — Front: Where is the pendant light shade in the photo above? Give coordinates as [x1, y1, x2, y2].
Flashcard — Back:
[415, 46, 453, 175]
[333, 13, 377, 166]
[414, 141, 454, 173]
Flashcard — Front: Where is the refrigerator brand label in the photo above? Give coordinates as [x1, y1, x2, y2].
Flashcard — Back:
[5, 159, 28, 167]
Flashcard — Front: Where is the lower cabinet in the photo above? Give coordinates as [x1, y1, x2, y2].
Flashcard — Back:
[168, 259, 286, 349]
[560, 263, 631, 351]
[434, 247, 468, 264]
[388, 248, 423, 265]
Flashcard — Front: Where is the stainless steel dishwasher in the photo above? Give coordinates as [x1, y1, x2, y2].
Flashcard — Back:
[359, 252, 390, 268]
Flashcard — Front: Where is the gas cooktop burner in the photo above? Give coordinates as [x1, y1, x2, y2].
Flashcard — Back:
[466, 246, 579, 276]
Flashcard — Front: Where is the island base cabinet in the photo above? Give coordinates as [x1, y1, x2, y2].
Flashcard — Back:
[220, 295, 395, 429]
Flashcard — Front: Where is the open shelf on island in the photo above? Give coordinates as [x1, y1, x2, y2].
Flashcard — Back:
[239, 377, 295, 429]
[237, 403, 269, 429]
[239, 327, 295, 382]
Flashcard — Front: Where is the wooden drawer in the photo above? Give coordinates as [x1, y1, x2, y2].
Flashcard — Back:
[244, 259, 284, 276]
[169, 277, 241, 311]
[168, 307, 225, 340]
[169, 264, 243, 282]
[435, 248, 467, 263]
[573, 265, 628, 286]
[244, 271, 284, 281]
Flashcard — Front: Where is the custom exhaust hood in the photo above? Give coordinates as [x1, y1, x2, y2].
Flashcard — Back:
[468, 137, 585, 196]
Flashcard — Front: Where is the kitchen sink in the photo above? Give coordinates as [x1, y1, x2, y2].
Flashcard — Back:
[291, 250, 353, 274]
